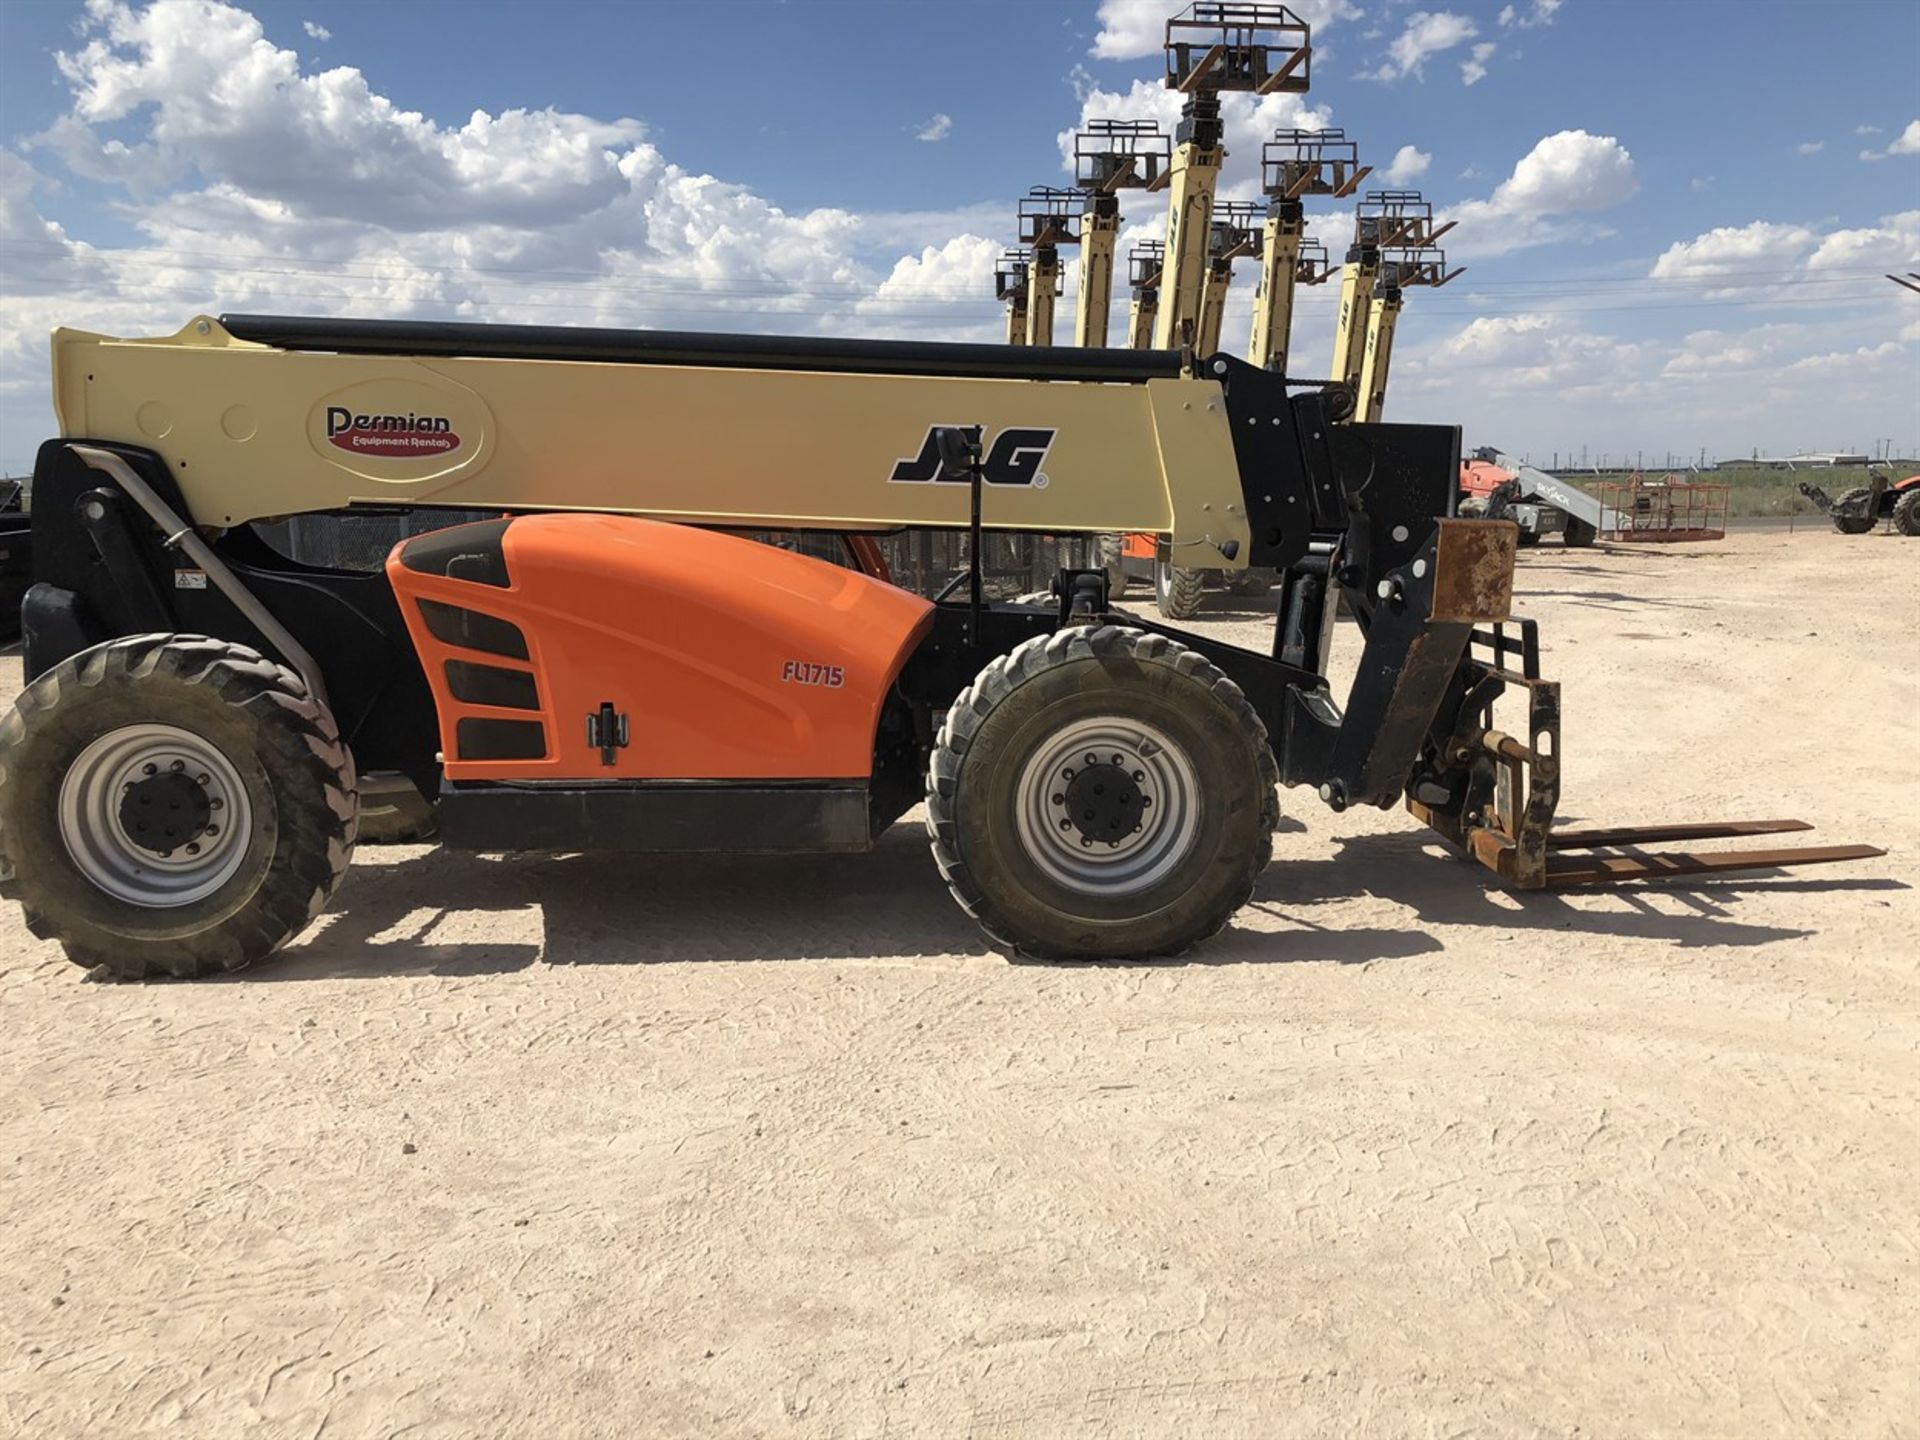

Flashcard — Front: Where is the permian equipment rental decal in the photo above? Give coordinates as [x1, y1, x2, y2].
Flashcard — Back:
[325, 406, 462, 458]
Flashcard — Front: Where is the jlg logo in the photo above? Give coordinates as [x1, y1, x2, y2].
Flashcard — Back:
[889, 426, 1057, 487]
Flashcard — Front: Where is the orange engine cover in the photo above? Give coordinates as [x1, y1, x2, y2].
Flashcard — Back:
[387, 515, 935, 782]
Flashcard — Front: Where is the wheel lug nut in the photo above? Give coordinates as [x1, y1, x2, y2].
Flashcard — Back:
[1051, 793, 1064, 805]
[1058, 819, 1071, 830]
[186, 842, 201, 855]
[1085, 753, 1097, 766]
[1080, 837, 1093, 847]
[142, 763, 157, 776]
[196, 773, 210, 785]
[171, 760, 185, 772]
[205, 825, 219, 837]
[209, 798, 223, 810]
[1132, 770, 1144, 782]
[1111, 753, 1122, 765]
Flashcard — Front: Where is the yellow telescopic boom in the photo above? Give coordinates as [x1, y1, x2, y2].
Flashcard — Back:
[1152, 4, 1311, 351]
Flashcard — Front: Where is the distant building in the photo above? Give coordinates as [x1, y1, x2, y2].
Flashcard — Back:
[1726, 454, 1871, 470]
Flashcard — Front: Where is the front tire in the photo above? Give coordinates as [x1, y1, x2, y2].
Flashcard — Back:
[926, 626, 1279, 961]
[0, 635, 356, 979]
[1893, 489, 1920, 537]
[1562, 517, 1597, 547]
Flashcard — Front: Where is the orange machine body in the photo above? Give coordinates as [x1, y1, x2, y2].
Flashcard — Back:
[387, 515, 935, 782]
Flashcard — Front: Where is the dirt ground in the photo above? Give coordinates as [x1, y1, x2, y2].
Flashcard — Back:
[2, 527, 1915, 1439]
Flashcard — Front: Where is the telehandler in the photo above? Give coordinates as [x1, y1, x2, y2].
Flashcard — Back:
[0, 311, 1880, 978]
[0, 4, 1880, 979]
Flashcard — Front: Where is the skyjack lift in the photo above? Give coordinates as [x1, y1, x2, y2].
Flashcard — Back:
[1071, 121, 1171, 348]
[1016, 188, 1080, 347]
[1329, 190, 1454, 410]
[1248, 127, 1368, 373]
[1153, 4, 1311, 350]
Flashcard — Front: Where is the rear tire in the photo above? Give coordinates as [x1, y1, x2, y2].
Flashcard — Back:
[1095, 533, 1130, 598]
[926, 625, 1279, 961]
[1515, 529, 1541, 549]
[1226, 567, 1276, 597]
[1563, 517, 1597, 547]
[356, 772, 439, 845]
[1894, 489, 1920, 537]
[1153, 555, 1207, 619]
[1831, 487, 1877, 535]
[0, 635, 356, 980]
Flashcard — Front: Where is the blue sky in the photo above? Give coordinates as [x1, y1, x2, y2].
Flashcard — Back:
[2, 0, 1917, 473]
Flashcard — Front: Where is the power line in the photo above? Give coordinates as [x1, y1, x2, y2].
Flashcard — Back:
[2, 236, 1913, 303]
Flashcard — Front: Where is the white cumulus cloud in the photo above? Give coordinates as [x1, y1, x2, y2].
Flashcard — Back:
[1651, 221, 1820, 281]
[1439, 130, 1637, 256]
[1366, 10, 1478, 82]
[302, 20, 328, 40]
[1460, 41, 1496, 85]
[1498, 0, 1562, 29]
[914, 113, 952, 143]
[1383, 145, 1431, 184]
[1859, 119, 1920, 161]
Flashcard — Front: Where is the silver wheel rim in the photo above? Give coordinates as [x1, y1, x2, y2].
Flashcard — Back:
[1013, 715, 1201, 895]
[57, 723, 254, 907]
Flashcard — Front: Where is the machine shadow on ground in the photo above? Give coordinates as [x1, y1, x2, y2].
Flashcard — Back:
[251, 815, 1897, 982]
[1246, 829, 1903, 952]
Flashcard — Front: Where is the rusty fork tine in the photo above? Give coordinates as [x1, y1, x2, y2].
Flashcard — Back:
[1546, 819, 1814, 850]
[1546, 843, 1887, 887]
